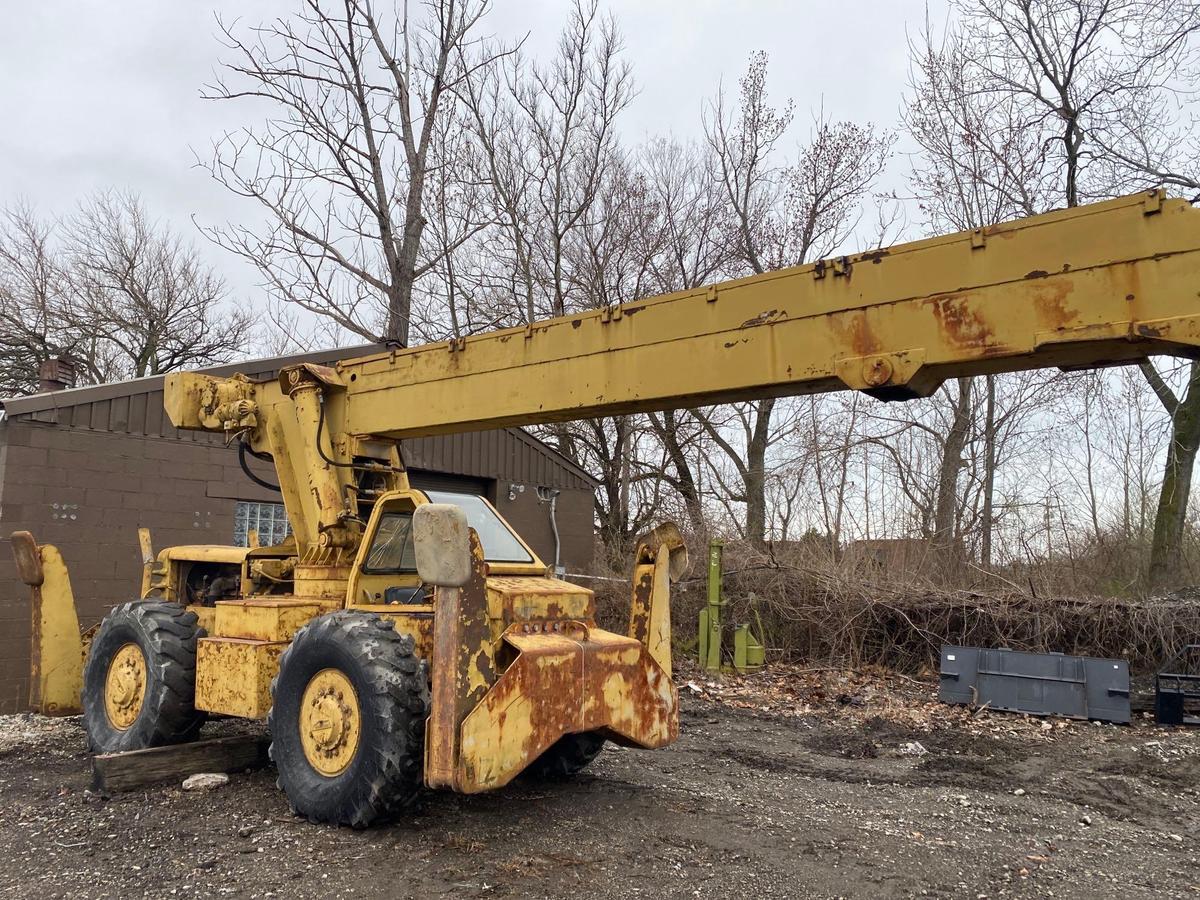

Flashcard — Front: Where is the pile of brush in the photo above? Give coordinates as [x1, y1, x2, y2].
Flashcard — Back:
[581, 540, 1200, 675]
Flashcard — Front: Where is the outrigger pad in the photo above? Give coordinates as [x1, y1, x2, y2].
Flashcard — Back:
[634, 522, 689, 581]
[11, 531, 44, 586]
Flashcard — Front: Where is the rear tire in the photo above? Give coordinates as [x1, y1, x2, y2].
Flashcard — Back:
[525, 731, 606, 779]
[81, 601, 206, 753]
[268, 612, 429, 828]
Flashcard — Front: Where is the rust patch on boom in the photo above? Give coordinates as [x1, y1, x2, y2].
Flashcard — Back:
[829, 311, 882, 357]
[1031, 279, 1080, 329]
[928, 295, 993, 349]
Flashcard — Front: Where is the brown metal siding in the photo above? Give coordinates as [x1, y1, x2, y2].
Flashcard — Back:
[4, 383, 594, 491]
[396, 430, 592, 491]
[492, 484, 595, 573]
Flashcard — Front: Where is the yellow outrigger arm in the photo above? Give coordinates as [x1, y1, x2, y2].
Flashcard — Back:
[10, 531, 83, 716]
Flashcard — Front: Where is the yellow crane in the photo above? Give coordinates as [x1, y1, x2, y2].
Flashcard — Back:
[13, 190, 1200, 826]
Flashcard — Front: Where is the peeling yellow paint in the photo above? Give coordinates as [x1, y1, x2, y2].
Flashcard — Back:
[452, 625, 678, 793]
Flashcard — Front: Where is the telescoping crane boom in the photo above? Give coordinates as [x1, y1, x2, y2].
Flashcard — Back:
[168, 190, 1200, 553]
[15, 190, 1200, 827]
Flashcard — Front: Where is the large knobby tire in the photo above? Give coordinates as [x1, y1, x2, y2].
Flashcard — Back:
[268, 612, 429, 828]
[524, 731, 606, 779]
[82, 601, 206, 753]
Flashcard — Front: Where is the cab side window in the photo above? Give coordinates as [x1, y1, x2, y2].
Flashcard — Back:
[364, 513, 417, 572]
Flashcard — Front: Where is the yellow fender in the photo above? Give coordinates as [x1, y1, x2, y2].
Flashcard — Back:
[10, 532, 83, 716]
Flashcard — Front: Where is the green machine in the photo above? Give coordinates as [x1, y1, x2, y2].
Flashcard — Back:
[698, 540, 766, 674]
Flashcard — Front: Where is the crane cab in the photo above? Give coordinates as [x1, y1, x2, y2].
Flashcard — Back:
[347, 488, 549, 608]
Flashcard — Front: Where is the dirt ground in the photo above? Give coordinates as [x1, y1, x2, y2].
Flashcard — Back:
[0, 668, 1197, 900]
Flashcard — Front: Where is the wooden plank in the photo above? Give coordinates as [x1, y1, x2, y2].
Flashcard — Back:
[91, 735, 270, 793]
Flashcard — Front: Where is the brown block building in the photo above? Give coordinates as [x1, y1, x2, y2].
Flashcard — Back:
[0, 346, 597, 713]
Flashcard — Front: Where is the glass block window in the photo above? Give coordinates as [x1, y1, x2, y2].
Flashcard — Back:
[234, 501, 291, 547]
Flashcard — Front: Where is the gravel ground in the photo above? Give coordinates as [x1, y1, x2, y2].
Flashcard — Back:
[0, 671, 1197, 899]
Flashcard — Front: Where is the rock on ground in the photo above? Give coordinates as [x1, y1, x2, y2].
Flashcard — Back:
[182, 772, 230, 792]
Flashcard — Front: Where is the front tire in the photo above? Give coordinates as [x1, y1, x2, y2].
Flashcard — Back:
[82, 601, 206, 753]
[268, 612, 429, 828]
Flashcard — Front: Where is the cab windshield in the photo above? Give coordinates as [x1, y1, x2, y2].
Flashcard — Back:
[362, 490, 534, 573]
[424, 490, 534, 563]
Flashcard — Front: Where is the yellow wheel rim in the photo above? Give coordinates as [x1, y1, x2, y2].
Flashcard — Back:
[104, 642, 147, 731]
[299, 668, 361, 777]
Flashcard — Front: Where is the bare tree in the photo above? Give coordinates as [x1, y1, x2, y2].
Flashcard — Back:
[411, 99, 496, 343]
[938, 0, 1200, 587]
[1138, 360, 1200, 586]
[904, 15, 1049, 230]
[203, 0, 502, 345]
[1101, 365, 1169, 544]
[639, 137, 734, 295]
[959, 0, 1200, 205]
[545, 156, 663, 559]
[644, 407, 709, 535]
[66, 191, 250, 378]
[695, 401, 809, 546]
[0, 202, 95, 394]
[255, 297, 351, 357]
[980, 376, 999, 565]
[901, 17, 1054, 562]
[702, 51, 892, 546]
[0, 194, 249, 395]
[461, 0, 634, 322]
[811, 393, 862, 549]
[930, 378, 974, 551]
[636, 137, 733, 536]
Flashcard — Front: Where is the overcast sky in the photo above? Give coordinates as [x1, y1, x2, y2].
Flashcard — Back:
[0, 1, 944, 304]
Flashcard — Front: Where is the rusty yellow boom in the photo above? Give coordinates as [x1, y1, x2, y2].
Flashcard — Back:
[15, 190, 1200, 827]
[176, 191, 1200, 436]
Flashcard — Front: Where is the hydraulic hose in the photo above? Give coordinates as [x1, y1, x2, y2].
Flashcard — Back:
[238, 440, 282, 492]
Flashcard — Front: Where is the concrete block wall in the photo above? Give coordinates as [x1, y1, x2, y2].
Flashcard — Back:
[0, 421, 266, 712]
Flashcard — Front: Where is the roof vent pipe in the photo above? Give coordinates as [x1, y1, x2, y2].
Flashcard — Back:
[38, 357, 77, 393]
